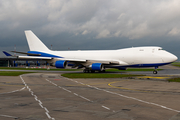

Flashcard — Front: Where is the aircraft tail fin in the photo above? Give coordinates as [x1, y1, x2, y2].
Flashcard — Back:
[25, 30, 50, 52]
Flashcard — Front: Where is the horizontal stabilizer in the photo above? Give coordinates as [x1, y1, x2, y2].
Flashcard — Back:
[3, 51, 12, 56]
[11, 51, 41, 56]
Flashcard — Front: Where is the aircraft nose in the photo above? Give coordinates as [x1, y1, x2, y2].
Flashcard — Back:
[162, 53, 178, 63]
[172, 54, 178, 62]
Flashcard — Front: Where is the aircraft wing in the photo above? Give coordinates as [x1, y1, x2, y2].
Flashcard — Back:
[59, 58, 87, 62]
[18, 56, 52, 60]
[59, 58, 128, 65]
[85, 59, 128, 65]
[17, 55, 128, 65]
[3, 50, 128, 67]
[57, 58, 128, 65]
[17, 56, 87, 62]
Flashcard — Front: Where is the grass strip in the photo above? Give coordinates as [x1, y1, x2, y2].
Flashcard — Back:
[61, 73, 143, 79]
[171, 62, 180, 67]
[0, 67, 80, 71]
[168, 78, 180, 82]
[171, 62, 180, 65]
[0, 71, 33, 76]
[106, 68, 162, 72]
[171, 65, 180, 67]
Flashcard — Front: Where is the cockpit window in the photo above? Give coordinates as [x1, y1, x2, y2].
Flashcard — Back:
[158, 48, 163, 50]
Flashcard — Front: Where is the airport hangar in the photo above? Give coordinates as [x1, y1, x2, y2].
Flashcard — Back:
[0, 57, 47, 67]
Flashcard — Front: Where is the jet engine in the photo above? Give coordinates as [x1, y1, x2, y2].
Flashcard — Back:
[90, 63, 103, 71]
[55, 60, 67, 68]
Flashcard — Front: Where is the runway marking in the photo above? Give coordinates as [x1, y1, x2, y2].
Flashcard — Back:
[0, 114, 18, 119]
[137, 76, 170, 79]
[45, 79, 93, 103]
[74, 93, 79, 96]
[63, 88, 72, 93]
[63, 77, 180, 113]
[79, 95, 91, 102]
[0, 86, 26, 95]
[20, 76, 55, 120]
[46, 78, 113, 112]
[46, 78, 115, 111]
[102, 105, 110, 110]
[66, 82, 107, 87]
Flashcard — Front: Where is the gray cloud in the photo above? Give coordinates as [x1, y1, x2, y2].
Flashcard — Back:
[42, 0, 180, 39]
[0, 0, 180, 58]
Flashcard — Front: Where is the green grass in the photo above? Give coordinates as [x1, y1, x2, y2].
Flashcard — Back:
[106, 68, 162, 72]
[0, 67, 81, 71]
[172, 65, 180, 67]
[171, 62, 180, 67]
[171, 63, 180, 67]
[0, 71, 33, 76]
[171, 62, 180, 65]
[168, 78, 180, 82]
[61, 73, 143, 78]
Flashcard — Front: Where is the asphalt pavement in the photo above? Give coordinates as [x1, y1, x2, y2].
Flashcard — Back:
[0, 67, 180, 120]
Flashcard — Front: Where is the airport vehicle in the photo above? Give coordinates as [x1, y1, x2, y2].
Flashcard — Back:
[4, 30, 178, 74]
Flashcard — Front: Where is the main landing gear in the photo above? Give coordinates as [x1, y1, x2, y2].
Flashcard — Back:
[153, 67, 158, 74]
[83, 69, 95, 73]
[83, 69, 105, 73]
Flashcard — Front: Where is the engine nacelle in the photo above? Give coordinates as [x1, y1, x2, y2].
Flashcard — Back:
[90, 63, 103, 71]
[55, 60, 67, 68]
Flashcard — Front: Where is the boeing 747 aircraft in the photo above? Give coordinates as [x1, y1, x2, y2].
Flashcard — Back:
[5, 30, 178, 74]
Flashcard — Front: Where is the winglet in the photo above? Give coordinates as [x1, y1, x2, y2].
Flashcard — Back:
[3, 51, 12, 56]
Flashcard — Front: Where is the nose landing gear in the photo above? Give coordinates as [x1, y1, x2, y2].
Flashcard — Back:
[153, 67, 158, 74]
[153, 70, 157, 74]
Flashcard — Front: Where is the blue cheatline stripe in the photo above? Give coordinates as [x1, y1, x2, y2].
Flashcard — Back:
[126, 62, 172, 67]
[27, 51, 63, 58]
[106, 62, 172, 69]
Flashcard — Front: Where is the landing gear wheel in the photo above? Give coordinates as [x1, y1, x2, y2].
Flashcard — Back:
[153, 70, 157, 74]
[98, 70, 106, 73]
[91, 70, 95, 73]
[83, 69, 90, 73]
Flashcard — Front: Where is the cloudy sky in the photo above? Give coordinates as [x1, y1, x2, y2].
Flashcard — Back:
[0, 0, 180, 59]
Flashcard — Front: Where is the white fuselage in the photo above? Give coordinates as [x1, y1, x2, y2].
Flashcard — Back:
[35, 46, 177, 68]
